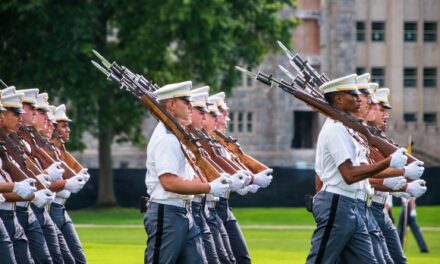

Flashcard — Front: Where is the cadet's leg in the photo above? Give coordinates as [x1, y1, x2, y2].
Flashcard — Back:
[56, 227, 75, 264]
[407, 213, 429, 252]
[0, 218, 16, 264]
[364, 207, 392, 264]
[144, 203, 188, 264]
[9, 213, 34, 264]
[177, 211, 207, 264]
[192, 203, 220, 264]
[205, 208, 233, 264]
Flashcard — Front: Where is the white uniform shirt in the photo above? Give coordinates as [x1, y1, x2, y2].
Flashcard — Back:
[349, 128, 375, 196]
[145, 122, 194, 201]
[315, 118, 364, 193]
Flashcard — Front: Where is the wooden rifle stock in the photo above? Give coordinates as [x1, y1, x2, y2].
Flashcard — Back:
[52, 133, 84, 173]
[213, 130, 268, 174]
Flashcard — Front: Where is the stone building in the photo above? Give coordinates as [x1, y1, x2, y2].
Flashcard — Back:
[76, 0, 440, 168]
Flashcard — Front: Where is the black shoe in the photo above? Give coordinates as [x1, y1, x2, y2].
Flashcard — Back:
[421, 249, 429, 253]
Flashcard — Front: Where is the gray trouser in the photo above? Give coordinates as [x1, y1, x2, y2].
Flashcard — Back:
[16, 206, 53, 264]
[32, 204, 75, 264]
[191, 201, 221, 264]
[216, 197, 250, 264]
[306, 191, 378, 264]
[0, 217, 16, 264]
[49, 203, 86, 264]
[397, 207, 428, 252]
[371, 202, 406, 263]
[144, 202, 206, 264]
[0, 209, 34, 264]
[205, 206, 235, 264]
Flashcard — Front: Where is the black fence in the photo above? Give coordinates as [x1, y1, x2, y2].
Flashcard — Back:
[66, 167, 440, 210]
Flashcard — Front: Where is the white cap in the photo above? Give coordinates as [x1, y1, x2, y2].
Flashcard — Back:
[374, 88, 392, 109]
[319, 74, 360, 95]
[54, 104, 72, 122]
[1, 89, 25, 114]
[191, 92, 209, 112]
[48, 105, 57, 123]
[17, 88, 39, 105]
[35, 93, 50, 112]
[356, 73, 372, 94]
[153, 81, 192, 101]
[191, 86, 210, 95]
[207, 96, 220, 115]
[210, 92, 229, 110]
[2, 86, 16, 97]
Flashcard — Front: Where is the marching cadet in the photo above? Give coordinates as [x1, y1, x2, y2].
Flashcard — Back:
[144, 81, 230, 264]
[306, 74, 409, 264]
[189, 87, 223, 264]
[18, 89, 78, 264]
[370, 88, 426, 263]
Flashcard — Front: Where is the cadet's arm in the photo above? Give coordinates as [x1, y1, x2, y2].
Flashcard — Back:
[0, 182, 15, 192]
[371, 167, 405, 179]
[159, 173, 210, 195]
[338, 157, 391, 184]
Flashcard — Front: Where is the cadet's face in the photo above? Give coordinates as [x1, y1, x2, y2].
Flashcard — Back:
[358, 94, 370, 119]
[216, 113, 226, 132]
[171, 98, 192, 125]
[34, 109, 48, 131]
[377, 106, 389, 131]
[43, 120, 55, 138]
[56, 121, 70, 141]
[22, 104, 36, 126]
[339, 92, 361, 113]
[191, 108, 205, 129]
[2, 110, 22, 132]
[203, 113, 217, 132]
[366, 103, 379, 122]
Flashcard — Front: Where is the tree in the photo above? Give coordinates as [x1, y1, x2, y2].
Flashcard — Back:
[0, 0, 297, 206]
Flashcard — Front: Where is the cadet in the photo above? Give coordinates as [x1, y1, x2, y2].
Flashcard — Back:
[144, 81, 230, 264]
[306, 74, 408, 264]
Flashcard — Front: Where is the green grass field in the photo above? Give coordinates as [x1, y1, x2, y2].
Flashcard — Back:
[70, 206, 440, 263]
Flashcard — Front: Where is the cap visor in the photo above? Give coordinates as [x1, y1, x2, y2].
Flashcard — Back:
[0, 106, 6, 111]
[347, 90, 361, 95]
[381, 103, 392, 109]
[37, 107, 51, 112]
[359, 88, 372, 94]
[6, 107, 25, 114]
[197, 107, 209, 113]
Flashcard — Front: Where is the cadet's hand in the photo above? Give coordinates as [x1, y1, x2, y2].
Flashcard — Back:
[253, 168, 273, 188]
[389, 148, 408, 169]
[65, 175, 85, 193]
[236, 186, 249, 196]
[36, 174, 52, 188]
[56, 190, 71, 199]
[77, 168, 90, 182]
[410, 209, 417, 217]
[247, 184, 260, 194]
[404, 161, 425, 180]
[242, 171, 253, 186]
[46, 162, 65, 182]
[13, 178, 37, 199]
[392, 192, 411, 199]
[406, 180, 427, 198]
[230, 171, 245, 191]
[32, 189, 54, 208]
[383, 176, 407, 191]
[208, 174, 231, 197]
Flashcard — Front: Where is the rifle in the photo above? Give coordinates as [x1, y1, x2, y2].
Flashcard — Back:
[52, 131, 84, 173]
[91, 52, 223, 182]
[235, 66, 418, 164]
[213, 130, 269, 174]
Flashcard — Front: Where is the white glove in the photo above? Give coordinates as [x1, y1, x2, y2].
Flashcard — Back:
[247, 184, 260, 193]
[242, 171, 253, 186]
[36, 174, 52, 188]
[208, 173, 231, 197]
[32, 189, 54, 208]
[403, 161, 425, 180]
[56, 190, 71, 199]
[77, 168, 90, 182]
[230, 171, 245, 191]
[46, 162, 65, 182]
[389, 148, 408, 169]
[13, 178, 37, 199]
[205, 194, 219, 202]
[383, 176, 407, 191]
[0, 194, 5, 204]
[236, 186, 249, 196]
[65, 175, 85, 193]
[392, 192, 411, 199]
[253, 168, 273, 188]
[410, 209, 417, 217]
[406, 180, 427, 198]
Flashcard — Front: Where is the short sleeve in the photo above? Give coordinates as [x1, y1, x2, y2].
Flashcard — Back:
[326, 124, 354, 167]
[154, 135, 183, 177]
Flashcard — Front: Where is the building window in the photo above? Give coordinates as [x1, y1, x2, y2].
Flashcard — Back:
[372, 22, 385, 41]
[424, 68, 437, 88]
[404, 22, 417, 42]
[356, 21, 366, 41]
[424, 113, 437, 124]
[371, 68, 385, 86]
[246, 112, 253, 133]
[356, 67, 366, 75]
[403, 68, 417, 88]
[228, 112, 234, 132]
[424, 22, 437, 42]
[237, 112, 243, 132]
[292, 111, 317, 149]
[404, 113, 417, 122]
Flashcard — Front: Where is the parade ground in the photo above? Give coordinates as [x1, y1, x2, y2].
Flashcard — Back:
[71, 206, 440, 263]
